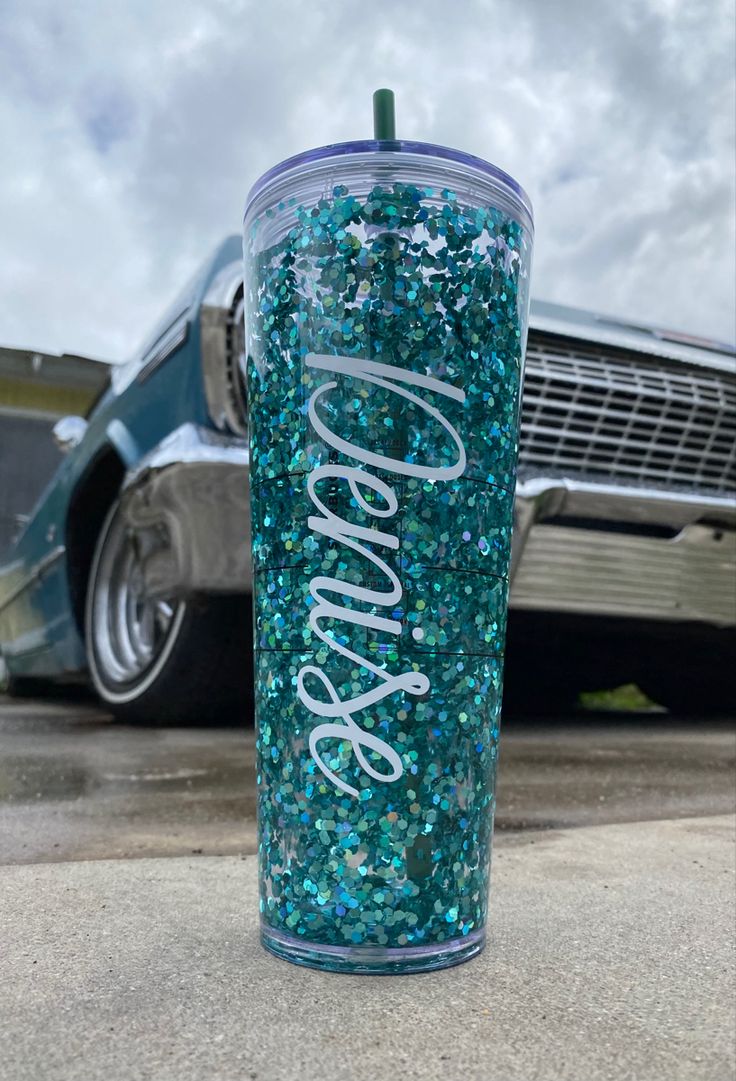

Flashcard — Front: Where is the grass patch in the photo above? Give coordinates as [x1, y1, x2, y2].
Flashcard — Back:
[579, 683, 663, 712]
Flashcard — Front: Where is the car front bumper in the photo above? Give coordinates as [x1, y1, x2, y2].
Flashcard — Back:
[511, 477, 736, 627]
[124, 424, 736, 629]
[122, 424, 251, 598]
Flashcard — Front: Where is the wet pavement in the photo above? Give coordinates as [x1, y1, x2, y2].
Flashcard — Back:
[0, 692, 734, 865]
[2, 692, 734, 1081]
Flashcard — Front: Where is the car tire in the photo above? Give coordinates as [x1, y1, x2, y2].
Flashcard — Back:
[85, 500, 253, 724]
[502, 674, 579, 717]
[501, 616, 581, 716]
[639, 665, 735, 717]
[3, 673, 44, 698]
[637, 631, 736, 716]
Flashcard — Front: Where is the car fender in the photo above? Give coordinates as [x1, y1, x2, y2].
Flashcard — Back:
[105, 419, 140, 470]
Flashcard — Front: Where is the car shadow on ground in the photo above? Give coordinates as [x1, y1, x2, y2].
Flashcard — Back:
[4, 683, 734, 734]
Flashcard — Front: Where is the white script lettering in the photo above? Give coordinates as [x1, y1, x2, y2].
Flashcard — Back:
[298, 352, 467, 796]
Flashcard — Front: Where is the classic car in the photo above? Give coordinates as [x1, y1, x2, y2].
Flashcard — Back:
[1, 234, 734, 720]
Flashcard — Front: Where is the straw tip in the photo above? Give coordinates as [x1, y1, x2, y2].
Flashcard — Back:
[373, 88, 396, 140]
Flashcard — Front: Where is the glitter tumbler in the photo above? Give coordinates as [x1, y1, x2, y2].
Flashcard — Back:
[243, 94, 533, 973]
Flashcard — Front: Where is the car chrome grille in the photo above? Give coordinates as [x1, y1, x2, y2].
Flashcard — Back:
[520, 332, 736, 494]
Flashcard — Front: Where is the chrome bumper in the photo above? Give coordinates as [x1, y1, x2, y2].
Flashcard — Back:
[510, 478, 736, 627]
[122, 424, 251, 598]
[123, 426, 735, 628]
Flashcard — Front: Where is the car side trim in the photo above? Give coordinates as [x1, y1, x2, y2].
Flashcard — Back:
[137, 313, 190, 384]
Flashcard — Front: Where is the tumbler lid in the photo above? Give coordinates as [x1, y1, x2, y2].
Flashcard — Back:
[245, 90, 533, 229]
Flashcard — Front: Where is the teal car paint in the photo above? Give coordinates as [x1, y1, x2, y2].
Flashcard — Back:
[0, 235, 247, 689]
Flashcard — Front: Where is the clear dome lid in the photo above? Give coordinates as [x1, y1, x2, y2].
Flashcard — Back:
[245, 139, 533, 235]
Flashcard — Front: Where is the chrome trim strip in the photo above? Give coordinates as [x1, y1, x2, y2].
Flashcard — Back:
[515, 477, 736, 527]
[529, 306, 736, 374]
[0, 545, 65, 614]
[122, 422, 249, 487]
[510, 522, 736, 626]
[136, 314, 190, 383]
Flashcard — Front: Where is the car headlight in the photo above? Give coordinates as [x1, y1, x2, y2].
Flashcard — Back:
[225, 291, 248, 437]
[200, 263, 248, 437]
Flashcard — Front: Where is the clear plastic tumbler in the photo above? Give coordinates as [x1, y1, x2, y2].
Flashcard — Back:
[243, 135, 533, 973]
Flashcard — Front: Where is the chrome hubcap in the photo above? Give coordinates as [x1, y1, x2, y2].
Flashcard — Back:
[91, 512, 184, 687]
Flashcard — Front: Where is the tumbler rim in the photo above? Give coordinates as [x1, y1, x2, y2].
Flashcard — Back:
[244, 139, 533, 228]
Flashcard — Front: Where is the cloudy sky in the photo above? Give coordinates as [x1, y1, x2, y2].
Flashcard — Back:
[1, 0, 734, 362]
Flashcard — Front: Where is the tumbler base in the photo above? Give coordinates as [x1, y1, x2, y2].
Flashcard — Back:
[261, 923, 485, 974]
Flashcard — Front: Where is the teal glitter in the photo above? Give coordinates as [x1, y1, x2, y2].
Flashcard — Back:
[256, 649, 502, 947]
[244, 174, 531, 972]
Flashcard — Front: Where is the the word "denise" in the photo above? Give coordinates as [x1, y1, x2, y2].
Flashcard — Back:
[296, 352, 467, 798]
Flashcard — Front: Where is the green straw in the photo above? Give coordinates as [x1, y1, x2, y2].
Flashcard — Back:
[373, 88, 396, 140]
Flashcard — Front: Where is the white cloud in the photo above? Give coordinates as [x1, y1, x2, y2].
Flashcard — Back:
[0, 0, 733, 360]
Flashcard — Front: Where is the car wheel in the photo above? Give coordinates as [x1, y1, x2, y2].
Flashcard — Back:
[639, 666, 735, 717]
[85, 500, 252, 723]
[635, 635, 734, 722]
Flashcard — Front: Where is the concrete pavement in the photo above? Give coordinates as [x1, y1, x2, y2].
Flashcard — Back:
[1, 693, 735, 1080]
[1, 694, 734, 863]
[2, 815, 734, 1081]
